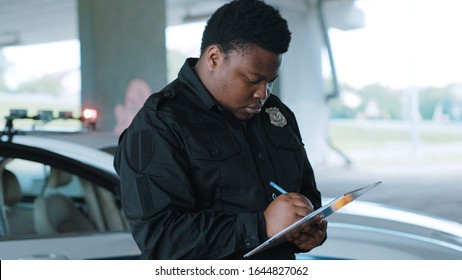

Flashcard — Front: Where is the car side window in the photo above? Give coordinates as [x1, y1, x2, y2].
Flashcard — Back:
[0, 158, 127, 239]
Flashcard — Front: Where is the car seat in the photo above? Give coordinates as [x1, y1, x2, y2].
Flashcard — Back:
[1, 169, 35, 236]
[33, 168, 96, 235]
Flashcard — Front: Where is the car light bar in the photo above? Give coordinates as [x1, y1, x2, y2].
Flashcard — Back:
[1, 108, 99, 141]
[58, 111, 74, 119]
[81, 108, 98, 130]
[9, 109, 28, 118]
[37, 110, 54, 122]
[82, 108, 98, 121]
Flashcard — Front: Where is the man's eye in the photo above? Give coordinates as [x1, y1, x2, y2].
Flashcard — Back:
[244, 76, 260, 84]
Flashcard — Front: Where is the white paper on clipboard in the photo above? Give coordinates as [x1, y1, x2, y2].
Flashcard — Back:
[244, 181, 382, 258]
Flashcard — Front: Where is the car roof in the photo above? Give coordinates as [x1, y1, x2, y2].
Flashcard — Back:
[0, 135, 119, 193]
[3, 135, 116, 175]
[16, 130, 120, 149]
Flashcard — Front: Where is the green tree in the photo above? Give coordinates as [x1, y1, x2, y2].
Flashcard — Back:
[329, 83, 403, 119]
[328, 82, 359, 119]
[357, 83, 402, 119]
[329, 97, 357, 119]
[419, 86, 456, 120]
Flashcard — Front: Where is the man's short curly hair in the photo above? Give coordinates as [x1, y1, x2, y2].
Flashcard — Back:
[200, 0, 291, 55]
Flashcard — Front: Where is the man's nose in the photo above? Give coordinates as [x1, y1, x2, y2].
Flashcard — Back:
[254, 82, 270, 100]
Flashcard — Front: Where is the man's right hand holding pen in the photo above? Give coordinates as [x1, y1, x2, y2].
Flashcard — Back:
[264, 182, 328, 252]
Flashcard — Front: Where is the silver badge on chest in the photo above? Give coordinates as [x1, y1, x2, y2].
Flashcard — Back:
[265, 107, 287, 127]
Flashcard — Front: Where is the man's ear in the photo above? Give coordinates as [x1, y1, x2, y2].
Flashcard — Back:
[204, 45, 223, 71]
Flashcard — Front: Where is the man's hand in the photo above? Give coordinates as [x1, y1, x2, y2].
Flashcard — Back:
[286, 218, 327, 251]
[264, 193, 314, 237]
[264, 193, 327, 251]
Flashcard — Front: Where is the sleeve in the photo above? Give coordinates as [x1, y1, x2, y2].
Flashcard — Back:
[300, 149, 322, 210]
[114, 105, 261, 259]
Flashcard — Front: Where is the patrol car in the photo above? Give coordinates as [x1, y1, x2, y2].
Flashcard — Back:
[0, 109, 139, 259]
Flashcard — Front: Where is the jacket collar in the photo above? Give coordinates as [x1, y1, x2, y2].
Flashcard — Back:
[178, 58, 221, 111]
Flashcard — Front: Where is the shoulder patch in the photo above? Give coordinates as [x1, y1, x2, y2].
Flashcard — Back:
[129, 129, 155, 172]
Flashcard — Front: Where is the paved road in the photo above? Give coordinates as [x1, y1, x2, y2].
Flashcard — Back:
[314, 162, 462, 225]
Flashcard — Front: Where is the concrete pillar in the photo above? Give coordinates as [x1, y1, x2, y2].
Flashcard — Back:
[279, 6, 328, 165]
[274, 0, 364, 165]
[78, 0, 167, 131]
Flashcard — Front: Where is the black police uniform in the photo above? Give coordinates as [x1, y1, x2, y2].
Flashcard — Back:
[114, 58, 322, 259]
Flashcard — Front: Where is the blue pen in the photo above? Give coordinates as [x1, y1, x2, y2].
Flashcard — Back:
[269, 181, 287, 194]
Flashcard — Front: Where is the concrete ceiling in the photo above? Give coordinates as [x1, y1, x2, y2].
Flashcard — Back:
[0, 0, 245, 47]
[0, 0, 234, 47]
[0, 0, 346, 47]
[0, 0, 78, 46]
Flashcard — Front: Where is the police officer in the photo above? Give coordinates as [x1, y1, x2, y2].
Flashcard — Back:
[114, 0, 327, 259]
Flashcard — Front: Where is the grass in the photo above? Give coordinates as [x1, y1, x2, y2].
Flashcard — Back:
[327, 120, 462, 165]
[328, 120, 462, 150]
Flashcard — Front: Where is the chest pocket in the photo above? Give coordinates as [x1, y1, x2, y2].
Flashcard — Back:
[267, 128, 303, 151]
[186, 131, 243, 211]
[266, 128, 304, 193]
[187, 132, 241, 161]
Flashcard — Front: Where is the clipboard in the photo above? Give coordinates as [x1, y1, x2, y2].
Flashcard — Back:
[244, 181, 382, 258]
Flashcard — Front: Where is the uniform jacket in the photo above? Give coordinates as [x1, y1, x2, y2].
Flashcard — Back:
[114, 58, 322, 259]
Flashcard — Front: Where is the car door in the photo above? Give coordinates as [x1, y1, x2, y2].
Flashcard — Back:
[0, 141, 140, 259]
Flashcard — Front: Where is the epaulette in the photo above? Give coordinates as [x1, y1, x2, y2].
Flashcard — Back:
[146, 89, 177, 110]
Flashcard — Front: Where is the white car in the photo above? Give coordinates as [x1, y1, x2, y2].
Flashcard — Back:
[0, 134, 140, 259]
[299, 200, 462, 259]
[1, 134, 461, 259]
